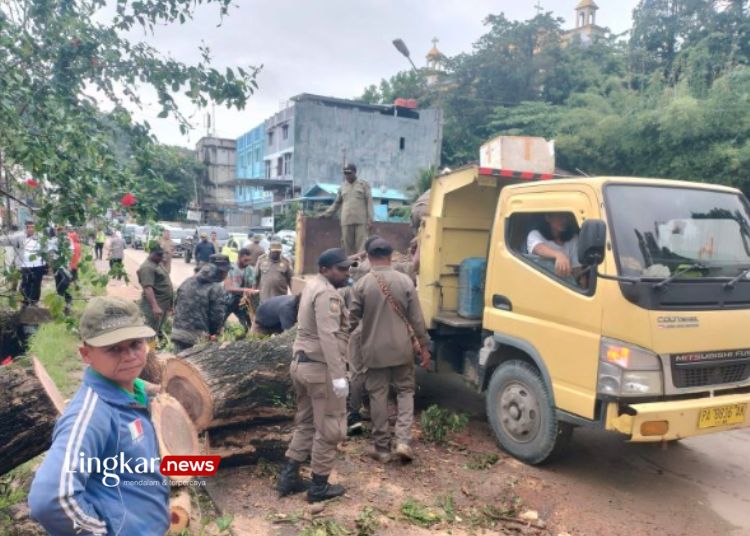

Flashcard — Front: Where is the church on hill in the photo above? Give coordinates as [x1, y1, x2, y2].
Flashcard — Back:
[562, 0, 607, 45]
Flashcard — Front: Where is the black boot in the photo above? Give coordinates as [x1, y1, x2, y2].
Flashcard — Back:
[307, 473, 346, 503]
[276, 459, 309, 497]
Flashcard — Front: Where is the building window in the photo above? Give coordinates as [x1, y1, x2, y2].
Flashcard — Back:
[265, 160, 271, 179]
[283, 153, 292, 175]
[399, 137, 406, 150]
[282, 124, 289, 140]
[276, 156, 283, 177]
[268, 130, 274, 145]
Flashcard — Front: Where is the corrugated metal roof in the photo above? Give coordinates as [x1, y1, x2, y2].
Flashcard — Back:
[303, 183, 408, 201]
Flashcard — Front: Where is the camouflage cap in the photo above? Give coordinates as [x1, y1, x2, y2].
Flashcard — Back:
[209, 253, 231, 270]
[80, 297, 155, 347]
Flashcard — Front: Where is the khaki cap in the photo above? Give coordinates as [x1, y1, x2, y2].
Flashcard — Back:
[80, 297, 155, 347]
[269, 241, 283, 251]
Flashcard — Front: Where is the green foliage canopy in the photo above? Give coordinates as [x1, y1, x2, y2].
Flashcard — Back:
[0, 0, 259, 225]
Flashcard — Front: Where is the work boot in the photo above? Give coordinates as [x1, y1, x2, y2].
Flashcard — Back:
[276, 459, 309, 497]
[393, 443, 414, 462]
[347, 412, 364, 435]
[307, 473, 346, 503]
[367, 446, 391, 464]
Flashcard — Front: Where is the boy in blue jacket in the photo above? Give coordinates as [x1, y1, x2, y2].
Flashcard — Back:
[29, 297, 170, 535]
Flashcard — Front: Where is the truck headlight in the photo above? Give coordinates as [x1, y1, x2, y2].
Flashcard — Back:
[597, 337, 663, 397]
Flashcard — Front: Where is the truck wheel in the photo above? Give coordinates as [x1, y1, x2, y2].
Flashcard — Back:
[486, 360, 571, 465]
[185, 252, 191, 264]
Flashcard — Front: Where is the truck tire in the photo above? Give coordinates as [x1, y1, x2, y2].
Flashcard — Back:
[185, 251, 192, 264]
[486, 360, 571, 465]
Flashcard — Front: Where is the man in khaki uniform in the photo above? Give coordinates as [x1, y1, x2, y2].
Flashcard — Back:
[349, 238, 430, 463]
[277, 248, 352, 503]
[322, 163, 374, 256]
[346, 236, 419, 431]
[245, 233, 266, 266]
[255, 241, 292, 303]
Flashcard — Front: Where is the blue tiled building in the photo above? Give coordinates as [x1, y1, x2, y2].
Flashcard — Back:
[235, 123, 272, 208]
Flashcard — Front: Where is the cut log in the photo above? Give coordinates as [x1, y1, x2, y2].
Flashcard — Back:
[150, 393, 201, 482]
[0, 358, 65, 475]
[161, 329, 297, 431]
[168, 490, 191, 534]
[0, 307, 23, 359]
[206, 423, 293, 467]
[140, 350, 168, 384]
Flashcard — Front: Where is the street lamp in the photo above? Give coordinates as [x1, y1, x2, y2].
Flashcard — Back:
[392, 38, 418, 73]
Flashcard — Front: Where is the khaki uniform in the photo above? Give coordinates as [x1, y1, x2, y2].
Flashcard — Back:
[323, 179, 374, 256]
[339, 287, 365, 414]
[246, 242, 265, 266]
[349, 266, 429, 451]
[254, 254, 292, 303]
[285, 274, 349, 475]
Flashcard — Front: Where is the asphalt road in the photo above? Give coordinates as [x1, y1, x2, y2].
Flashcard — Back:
[104, 247, 195, 301]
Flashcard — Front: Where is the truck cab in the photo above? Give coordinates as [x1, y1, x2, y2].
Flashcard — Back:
[419, 166, 750, 463]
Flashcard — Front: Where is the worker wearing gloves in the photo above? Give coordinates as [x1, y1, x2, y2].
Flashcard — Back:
[28, 297, 169, 535]
[278, 248, 352, 503]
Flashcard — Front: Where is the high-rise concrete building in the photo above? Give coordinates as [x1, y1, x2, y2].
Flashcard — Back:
[195, 136, 236, 225]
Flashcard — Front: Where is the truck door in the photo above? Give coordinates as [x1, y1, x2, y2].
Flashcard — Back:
[485, 188, 602, 419]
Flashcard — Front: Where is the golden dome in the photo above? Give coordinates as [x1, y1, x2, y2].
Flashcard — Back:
[426, 38, 446, 61]
[576, 0, 598, 9]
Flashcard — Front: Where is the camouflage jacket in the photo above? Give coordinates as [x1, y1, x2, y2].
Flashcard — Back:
[172, 265, 226, 344]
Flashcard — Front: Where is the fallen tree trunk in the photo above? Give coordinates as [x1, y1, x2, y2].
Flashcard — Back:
[0, 357, 65, 475]
[161, 329, 296, 431]
[206, 423, 292, 467]
[140, 350, 167, 384]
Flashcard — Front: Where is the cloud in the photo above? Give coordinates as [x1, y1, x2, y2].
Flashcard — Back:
[133, 0, 638, 147]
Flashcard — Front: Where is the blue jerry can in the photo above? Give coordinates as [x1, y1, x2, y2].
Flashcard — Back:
[458, 257, 487, 319]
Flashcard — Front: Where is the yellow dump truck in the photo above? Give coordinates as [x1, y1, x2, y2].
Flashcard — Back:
[419, 165, 750, 463]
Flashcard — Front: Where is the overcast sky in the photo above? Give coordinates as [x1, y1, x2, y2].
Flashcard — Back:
[136, 0, 640, 148]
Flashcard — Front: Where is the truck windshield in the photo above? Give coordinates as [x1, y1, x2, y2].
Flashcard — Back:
[606, 185, 750, 279]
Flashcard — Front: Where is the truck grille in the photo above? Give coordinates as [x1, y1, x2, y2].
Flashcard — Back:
[671, 350, 750, 388]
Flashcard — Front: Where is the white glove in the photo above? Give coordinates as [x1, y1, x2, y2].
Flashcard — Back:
[332, 378, 349, 399]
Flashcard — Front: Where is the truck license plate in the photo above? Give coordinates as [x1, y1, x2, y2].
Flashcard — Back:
[697, 404, 747, 429]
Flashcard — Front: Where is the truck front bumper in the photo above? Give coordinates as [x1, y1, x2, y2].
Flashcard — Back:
[605, 392, 750, 442]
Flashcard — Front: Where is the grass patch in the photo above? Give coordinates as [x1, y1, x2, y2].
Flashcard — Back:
[419, 405, 469, 444]
[298, 518, 352, 536]
[354, 506, 380, 536]
[28, 322, 82, 397]
[400, 497, 444, 527]
[464, 452, 500, 470]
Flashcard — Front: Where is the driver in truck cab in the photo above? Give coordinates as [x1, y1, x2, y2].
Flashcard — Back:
[526, 212, 580, 278]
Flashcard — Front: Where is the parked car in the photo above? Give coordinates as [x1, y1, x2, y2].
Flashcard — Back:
[123, 224, 143, 246]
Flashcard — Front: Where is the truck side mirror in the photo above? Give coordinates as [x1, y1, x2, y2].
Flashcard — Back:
[578, 219, 607, 266]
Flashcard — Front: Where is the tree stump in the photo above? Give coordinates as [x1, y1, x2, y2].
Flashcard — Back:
[0, 357, 65, 475]
[150, 393, 201, 483]
[161, 329, 296, 431]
